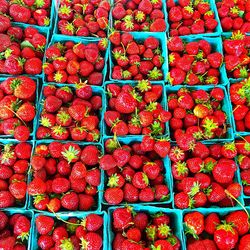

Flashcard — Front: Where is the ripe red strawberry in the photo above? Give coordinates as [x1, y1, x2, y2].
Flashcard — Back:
[214, 222, 239, 249]
[184, 211, 204, 237]
[204, 212, 220, 235]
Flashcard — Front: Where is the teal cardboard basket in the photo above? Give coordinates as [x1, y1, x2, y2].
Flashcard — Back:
[165, 85, 234, 142]
[228, 78, 250, 136]
[171, 140, 245, 209]
[35, 83, 105, 142]
[166, 0, 222, 38]
[53, 0, 109, 39]
[27, 140, 103, 213]
[31, 211, 108, 250]
[167, 35, 228, 86]
[0, 208, 34, 250]
[181, 206, 250, 249]
[222, 33, 250, 82]
[109, 32, 168, 82]
[108, 205, 184, 249]
[0, 23, 50, 79]
[10, 0, 56, 35]
[101, 136, 173, 206]
[43, 34, 109, 86]
[0, 139, 34, 209]
[110, 0, 168, 33]
[0, 76, 40, 141]
[103, 80, 169, 138]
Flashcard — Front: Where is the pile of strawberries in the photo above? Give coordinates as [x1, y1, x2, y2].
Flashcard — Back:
[184, 210, 250, 249]
[235, 136, 250, 195]
[216, 0, 250, 33]
[57, 0, 110, 37]
[167, 87, 230, 141]
[43, 40, 106, 85]
[0, 142, 32, 208]
[104, 81, 171, 136]
[0, 25, 47, 75]
[0, 211, 31, 249]
[171, 137, 242, 209]
[223, 32, 250, 79]
[110, 32, 165, 81]
[28, 142, 101, 212]
[0, 0, 51, 26]
[167, 0, 218, 36]
[37, 83, 102, 141]
[167, 36, 224, 86]
[0, 76, 37, 141]
[111, 206, 181, 249]
[100, 136, 170, 205]
[230, 78, 250, 132]
[111, 0, 166, 32]
[35, 213, 104, 249]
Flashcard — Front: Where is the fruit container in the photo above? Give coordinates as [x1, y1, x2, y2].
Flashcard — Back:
[233, 135, 250, 203]
[181, 206, 250, 249]
[228, 78, 250, 136]
[0, 23, 50, 79]
[167, 35, 228, 86]
[53, 0, 111, 39]
[31, 211, 108, 250]
[5, 0, 56, 33]
[222, 33, 250, 81]
[103, 80, 169, 138]
[109, 32, 168, 82]
[166, 0, 222, 37]
[110, 0, 168, 33]
[170, 140, 245, 209]
[43, 34, 109, 86]
[100, 136, 174, 206]
[0, 76, 40, 141]
[27, 140, 103, 213]
[165, 85, 234, 142]
[35, 83, 105, 142]
[215, 0, 250, 36]
[108, 205, 184, 249]
[0, 139, 34, 209]
[0, 208, 34, 250]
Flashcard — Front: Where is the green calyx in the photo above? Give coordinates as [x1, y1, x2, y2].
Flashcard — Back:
[150, 121, 163, 136]
[136, 79, 151, 92]
[184, 223, 199, 240]
[146, 225, 156, 241]
[107, 173, 120, 187]
[59, 4, 72, 15]
[176, 161, 188, 176]
[148, 67, 163, 80]
[158, 223, 171, 237]
[223, 142, 236, 152]
[61, 145, 80, 163]
[17, 232, 29, 242]
[188, 182, 200, 197]
[216, 221, 236, 234]
[33, 194, 46, 205]
[51, 125, 66, 135]
[60, 238, 74, 250]
[57, 111, 71, 124]
[146, 102, 158, 112]
[40, 116, 52, 127]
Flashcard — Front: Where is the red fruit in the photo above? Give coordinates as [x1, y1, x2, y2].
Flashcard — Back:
[214, 222, 239, 250]
[36, 215, 54, 235]
[104, 187, 123, 205]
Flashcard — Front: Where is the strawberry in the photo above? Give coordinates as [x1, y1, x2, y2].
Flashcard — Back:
[214, 222, 239, 249]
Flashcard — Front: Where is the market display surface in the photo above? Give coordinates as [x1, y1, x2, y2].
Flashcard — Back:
[0, 0, 250, 249]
